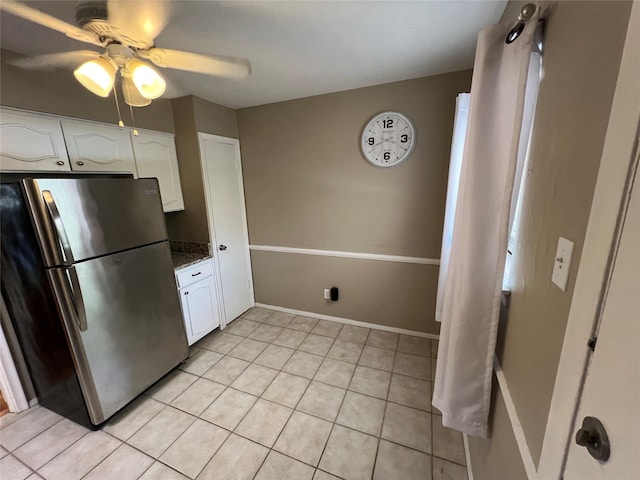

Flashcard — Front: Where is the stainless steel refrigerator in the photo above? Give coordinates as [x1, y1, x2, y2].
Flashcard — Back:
[0, 177, 188, 427]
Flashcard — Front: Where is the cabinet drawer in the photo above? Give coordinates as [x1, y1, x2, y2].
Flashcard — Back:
[176, 259, 214, 288]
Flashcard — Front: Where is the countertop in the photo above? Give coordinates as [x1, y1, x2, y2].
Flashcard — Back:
[172, 251, 211, 270]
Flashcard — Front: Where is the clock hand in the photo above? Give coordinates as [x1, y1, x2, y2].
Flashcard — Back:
[374, 137, 396, 147]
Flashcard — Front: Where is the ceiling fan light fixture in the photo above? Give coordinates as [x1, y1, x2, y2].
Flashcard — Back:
[127, 58, 166, 99]
[122, 75, 151, 107]
[74, 56, 117, 97]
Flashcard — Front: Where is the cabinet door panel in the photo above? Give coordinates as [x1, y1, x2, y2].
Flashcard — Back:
[181, 276, 220, 345]
[132, 131, 184, 212]
[0, 110, 70, 171]
[62, 120, 137, 174]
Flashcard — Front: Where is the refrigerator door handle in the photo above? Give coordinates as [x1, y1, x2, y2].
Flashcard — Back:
[42, 190, 74, 266]
[46, 268, 102, 422]
[67, 266, 88, 332]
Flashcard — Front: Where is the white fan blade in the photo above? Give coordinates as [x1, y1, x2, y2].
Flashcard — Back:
[8, 51, 101, 70]
[139, 49, 251, 80]
[0, 0, 104, 47]
[107, 0, 171, 49]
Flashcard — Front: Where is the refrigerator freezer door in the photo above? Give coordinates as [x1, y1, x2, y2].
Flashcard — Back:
[23, 177, 167, 266]
[48, 241, 188, 424]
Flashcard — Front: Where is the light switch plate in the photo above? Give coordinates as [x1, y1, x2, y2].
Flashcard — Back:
[552, 237, 574, 291]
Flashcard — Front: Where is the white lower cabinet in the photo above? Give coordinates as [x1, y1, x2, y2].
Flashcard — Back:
[176, 260, 220, 345]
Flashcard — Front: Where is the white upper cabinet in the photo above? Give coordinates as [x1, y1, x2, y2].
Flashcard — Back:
[62, 120, 137, 174]
[132, 131, 184, 212]
[0, 110, 70, 171]
[0, 109, 183, 213]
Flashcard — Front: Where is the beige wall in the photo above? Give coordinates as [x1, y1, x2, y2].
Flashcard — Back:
[238, 71, 472, 334]
[467, 1, 632, 476]
[0, 50, 174, 133]
[165, 95, 239, 243]
[192, 96, 239, 138]
[468, 377, 528, 480]
[251, 251, 439, 332]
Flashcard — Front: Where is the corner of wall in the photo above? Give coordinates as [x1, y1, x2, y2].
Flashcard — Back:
[166, 96, 210, 243]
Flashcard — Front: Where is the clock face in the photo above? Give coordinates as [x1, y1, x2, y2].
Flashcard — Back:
[361, 112, 416, 167]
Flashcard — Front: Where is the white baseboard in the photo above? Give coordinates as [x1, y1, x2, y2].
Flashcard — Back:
[463, 433, 474, 480]
[493, 355, 537, 479]
[254, 303, 439, 339]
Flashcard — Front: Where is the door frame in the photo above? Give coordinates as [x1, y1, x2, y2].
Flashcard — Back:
[537, 4, 640, 478]
[198, 133, 255, 328]
[0, 295, 29, 413]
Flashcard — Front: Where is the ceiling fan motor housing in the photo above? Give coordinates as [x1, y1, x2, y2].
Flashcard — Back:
[75, 1, 108, 28]
[75, 1, 149, 49]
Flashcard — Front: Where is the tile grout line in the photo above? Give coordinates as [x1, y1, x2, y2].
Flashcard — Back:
[316, 325, 373, 479]
[15, 308, 447, 480]
[255, 318, 347, 476]
[214, 311, 329, 480]
[2, 410, 66, 454]
[5, 452, 36, 477]
[9, 416, 96, 476]
[219, 313, 457, 475]
[194, 343, 457, 469]
[262, 321, 345, 474]
[371, 332, 401, 479]
[186, 311, 314, 479]
[196, 323, 434, 414]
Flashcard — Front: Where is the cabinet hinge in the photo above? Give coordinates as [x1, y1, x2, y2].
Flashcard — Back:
[587, 337, 597, 352]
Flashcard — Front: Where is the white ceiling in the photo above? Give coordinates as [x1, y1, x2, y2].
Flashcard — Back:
[0, 1, 507, 109]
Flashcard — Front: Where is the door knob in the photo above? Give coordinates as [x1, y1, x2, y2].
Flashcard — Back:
[219, 245, 227, 251]
[575, 416, 610, 461]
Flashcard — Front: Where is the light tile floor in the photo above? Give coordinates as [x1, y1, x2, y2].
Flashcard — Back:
[0, 307, 468, 480]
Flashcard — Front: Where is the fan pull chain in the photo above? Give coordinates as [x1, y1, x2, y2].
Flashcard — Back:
[113, 86, 124, 128]
[129, 105, 139, 136]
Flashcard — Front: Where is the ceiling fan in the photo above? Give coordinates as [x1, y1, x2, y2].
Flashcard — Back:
[1, 0, 252, 106]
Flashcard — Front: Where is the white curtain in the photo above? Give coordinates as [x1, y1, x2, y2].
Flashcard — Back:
[433, 14, 543, 437]
[436, 94, 470, 322]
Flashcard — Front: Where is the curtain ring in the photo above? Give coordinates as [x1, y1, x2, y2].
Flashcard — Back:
[506, 22, 525, 44]
[505, 3, 537, 44]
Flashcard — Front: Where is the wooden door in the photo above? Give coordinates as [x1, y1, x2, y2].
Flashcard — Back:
[132, 131, 184, 212]
[199, 134, 254, 325]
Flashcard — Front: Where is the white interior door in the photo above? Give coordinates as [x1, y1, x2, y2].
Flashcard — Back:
[564, 6, 639, 478]
[563, 161, 639, 478]
[199, 134, 254, 325]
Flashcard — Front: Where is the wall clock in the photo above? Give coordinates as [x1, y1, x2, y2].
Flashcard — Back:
[361, 111, 416, 167]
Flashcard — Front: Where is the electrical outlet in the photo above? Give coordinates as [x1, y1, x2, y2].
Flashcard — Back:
[324, 288, 331, 300]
